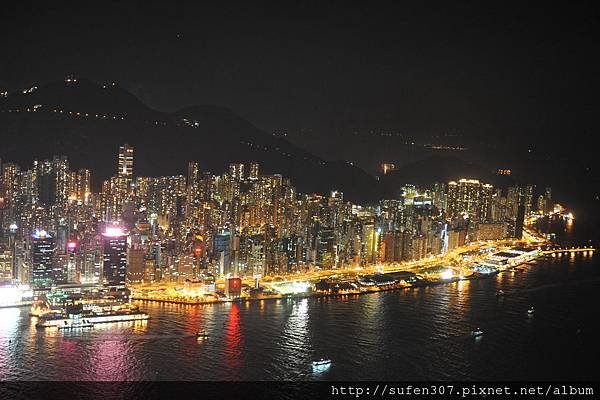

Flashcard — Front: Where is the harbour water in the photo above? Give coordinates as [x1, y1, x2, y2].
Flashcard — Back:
[1, 221, 599, 381]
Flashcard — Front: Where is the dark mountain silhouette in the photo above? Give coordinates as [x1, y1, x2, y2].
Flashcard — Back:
[0, 78, 378, 202]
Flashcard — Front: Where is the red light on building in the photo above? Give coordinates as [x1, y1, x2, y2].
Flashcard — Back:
[225, 277, 242, 298]
[67, 241, 77, 252]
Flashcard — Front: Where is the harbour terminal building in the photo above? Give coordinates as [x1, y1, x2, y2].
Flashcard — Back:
[477, 247, 541, 273]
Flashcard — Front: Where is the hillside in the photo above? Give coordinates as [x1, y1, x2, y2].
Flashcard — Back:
[0, 78, 378, 202]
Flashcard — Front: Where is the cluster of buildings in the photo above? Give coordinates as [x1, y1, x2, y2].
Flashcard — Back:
[0, 146, 553, 292]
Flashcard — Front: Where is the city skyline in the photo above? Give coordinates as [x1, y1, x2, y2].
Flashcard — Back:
[1, 143, 557, 287]
[1, 2, 599, 395]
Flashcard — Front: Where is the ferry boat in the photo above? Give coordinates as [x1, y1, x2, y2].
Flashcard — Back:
[471, 328, 484, 338]
[527, 306, 535, 315]
[35, 303, 149, 328]
[312, 358, 332, 369]
[196, 330, 209, 340]
[57, 320, 94, 330]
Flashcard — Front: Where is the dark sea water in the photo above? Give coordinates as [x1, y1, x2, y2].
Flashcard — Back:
[1, 222, 599, 381]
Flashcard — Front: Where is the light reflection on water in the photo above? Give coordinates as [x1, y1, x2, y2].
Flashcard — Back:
[0, 252, 598, 381]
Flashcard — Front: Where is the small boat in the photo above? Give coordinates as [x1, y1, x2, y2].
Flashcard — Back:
[312, 358, 332, 368]
[495, 290, 505, 296]
[471, 328, 484, 338]
[196, 331, 209, 339]
[527, 307, 535, 315]
[58, 320, 94, 330]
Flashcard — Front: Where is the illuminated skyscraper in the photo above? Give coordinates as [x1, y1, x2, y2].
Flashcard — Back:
[186, 164, 200, 218]
[118, 144, 134, 179]
[113, 144, 134, 219]
[102, 226, 128, 290]
[214, 230, 232, 276]
[187, 162, 199, 188]
[36, 159, 54, 206]
[446, 179, 494, 223]
[53, 155, 70, 205]
[76, 169, 91, 203]
[523, 184, 534, 216]
[1, 163, 20, 207]
[544, 187, 552, 214]
[432, 182, 446, 214]
[479, 184, 493, 222]
[249, 162, 259, 180]
[447, 179, 480, 221]
[229, 163, 244, 181]
[31, 230, 55, 286]
[506, 185, 527, 238]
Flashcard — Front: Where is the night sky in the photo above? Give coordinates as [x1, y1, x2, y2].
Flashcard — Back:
[2, 2, 600, 149]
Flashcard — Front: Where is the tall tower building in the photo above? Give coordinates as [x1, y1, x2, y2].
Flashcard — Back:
[114, 144, 134, 220]
[36, 159, 55, 206]
[544, 187, 552, 214]
[249, 162, 260, 180]
[432, 182, 446, 214]
[479, 184, 493, 222]
[506, 185, 528, 238]
[186, 162, 200, 217]
[446, 179, 494, 223]
[102, 226, 128, 291]
[523, 184, 534, 216]
[76, 169, 91, 204]
[118, 144, 134, 180]
[446, 179, 479, 221]
[187, 162, 199, 188]
[229, 163, 245, 182]
[53, 155, 70, 206]
[31, 230, 55, 286]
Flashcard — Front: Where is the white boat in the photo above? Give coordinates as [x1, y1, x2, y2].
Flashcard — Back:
[527, 307, 535, 315]
[196, 331, 209, 339]
[312, 358, 332, 368]
[471, 328, 484, 337]
[37, 310, 149, 328]
[58, 320, 94, 330]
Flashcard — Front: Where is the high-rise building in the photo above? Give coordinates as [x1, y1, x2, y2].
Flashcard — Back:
[213, 230, 231, 276]
[523, 184, 534, 216]
[31, 230, 55, 286]
[249, 162, 259, 180]
[447, 179, 480, 221]
[544, 187, 552, 214]
[446, 179, 494, 223]
[116, 144, 134, 215]
[432, 182, 446, 214]
[479, 184, 493, 222]
[317, 226, 336, 268]
[536, 195, 546, 214]
[127, 247, 145, 284]
[505, 185, 529, 238]
[0, 244, 12, 281]
[36, 159, 55, 206]
[118, 144, 134, 179]
[102, 226, 128, 291]
[76, 169, 91, 203]
[476, 223, 507, 240]
[53, 155, 70, 205]
[229, 163, 245, 181]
